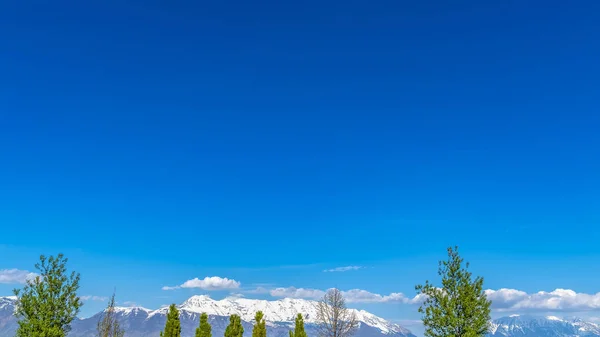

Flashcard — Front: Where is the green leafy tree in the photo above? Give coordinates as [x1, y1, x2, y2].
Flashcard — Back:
[160, 304, 181, 337]
[290, 313, 307, 337]
[96, 291, 125, 337]
[252, 311, 267, 337]
[12, 253, 83, 337]
[195, 312, 212, 337]
[224, 314, 244, 337]
[415, 246, 492, 337]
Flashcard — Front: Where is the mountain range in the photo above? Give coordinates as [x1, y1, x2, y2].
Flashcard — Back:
[2, 295, 600, 337]
[488, 314, 600, 337]
[0, 295, 414, 337]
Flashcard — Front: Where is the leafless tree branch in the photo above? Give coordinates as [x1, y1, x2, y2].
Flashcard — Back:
[315, 289, 358, 337]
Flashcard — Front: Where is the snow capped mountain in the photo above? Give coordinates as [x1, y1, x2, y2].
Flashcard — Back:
[0, 297, 16, 312]
[112, 306, 153, 316]
[174, 295, 410, 335]
[489, 315, 600, 337]
[0, 295, 415, 337]
[178, 296, 320, 323]
[0, 297, 18, 337]
[6, 295, 600, 337]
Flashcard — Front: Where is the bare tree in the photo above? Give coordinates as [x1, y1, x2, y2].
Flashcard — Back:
[97, 291, 125, 337]
[315, 289, 359, 337]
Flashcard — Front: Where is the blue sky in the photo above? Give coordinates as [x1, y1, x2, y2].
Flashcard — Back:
[1, 0, 599, 334]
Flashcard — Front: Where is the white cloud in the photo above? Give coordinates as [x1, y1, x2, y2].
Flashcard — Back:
[269, 286, 422, 304]
[80, 295, 108, 302]
[163, 276, 241, 291]
[227, 293, 245, 299]
[245, 286, 271, 294]
[0, 269, 38, 284]
[122, 301, 138, 306]
[323, 266, 363, 273]
[165, 278, 600, 313]
[400, 287, 600, 312]
[270, 287, 326, 299]
[485, 288, 600, 312]
[408, 292, 429, 305]
[343, 289, 410, 303]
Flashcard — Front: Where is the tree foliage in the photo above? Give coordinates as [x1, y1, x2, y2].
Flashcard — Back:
[252, 311, 267, 337]
[195, 312, 212, 337]
[12, 253, 83, 337]
[160, 304, 182, 337]
[225, 314, 244, 337]
[290, 313, 308, 337]
[415, 246, 492, 337]
[96, 291, 125, 337]
[315, 288, 358, 337]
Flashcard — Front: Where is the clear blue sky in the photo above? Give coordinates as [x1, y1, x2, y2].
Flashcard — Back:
[1, 0, 599, 332]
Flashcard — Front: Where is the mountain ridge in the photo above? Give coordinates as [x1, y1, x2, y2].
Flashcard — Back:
[3, 295, 600, 337]
[488, 314, 600, 337]
[0, 295, 415, 337]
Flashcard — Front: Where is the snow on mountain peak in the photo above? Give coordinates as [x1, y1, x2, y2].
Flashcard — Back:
[489, 315, 600, 337]
[0, 296, 17, 311]
[178, 295, 407, 334]
[112, 306, 152, 315]
[0, 295, 409, 336]
[180, 295, 317, 323]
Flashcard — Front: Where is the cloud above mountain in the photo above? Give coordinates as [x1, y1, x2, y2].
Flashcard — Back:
[269, 287, 325, 299]
[485, 288, 600, 312]
[343, 289, 421, 304]
[268, 286, 423, 304]
[265, 285, 600, 311]
[323, 266, 363, 272]
[162, 276, 241, 291]
[156, 274, 600, 313]
[0, 269, 37, 284]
